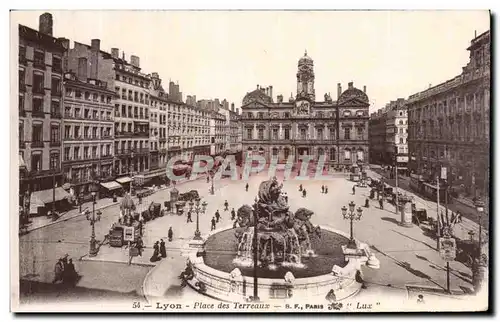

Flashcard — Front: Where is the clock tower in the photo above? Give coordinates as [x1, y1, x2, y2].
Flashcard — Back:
[296, 51, 315, 102]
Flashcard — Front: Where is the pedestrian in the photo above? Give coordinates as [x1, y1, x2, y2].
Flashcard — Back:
[150, 241, 160, 262]
[245, 183, 249, 192]
[63, 258, 78, 286]
[321, 185, 325, 194]
[352, 185, 356, 195]
[379, 198, 384, 210]
[211, 217, 217, 231]
[365, 198, 370, 208]
[52, 259, 64, 284]
[224, 200, 229, 211]
[231, 208, 236, 221]
[136, 236, 144, 257]
[160, 239, 167, 258]
[302, 189, 307, 198]
[187, 210, 193, 223]
[215, 210, 221, 223]
[207, 175, 210, 183]
[168, 226, 173, 242]
[299, 184, 303, 192]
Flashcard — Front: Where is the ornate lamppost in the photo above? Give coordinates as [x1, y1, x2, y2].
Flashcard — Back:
[189, 198, 208, 240]
[341, 201, 363, 249]
[87, 181, 101, 257]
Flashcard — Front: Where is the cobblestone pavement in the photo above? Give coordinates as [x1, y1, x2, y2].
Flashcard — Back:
[19, 169, 483, 307]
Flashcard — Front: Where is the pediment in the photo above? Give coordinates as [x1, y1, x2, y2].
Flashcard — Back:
[337, 97, 369, 107]
[241, 100, 269, 109]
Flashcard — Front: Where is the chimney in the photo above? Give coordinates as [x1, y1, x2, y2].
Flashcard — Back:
[269, 86, 273, 101]
[348, 82, 354, 89]
[111, 48, 119, 59]
[77, 57, 88, 81]
[337, 83, 342, 99]
[363, 85, 366, 93]
[39, 13, 53, 36]
[130, 55, 140, 68]
[58, 37, 70, 50]
[231, 103, 235, 112]
[277, 94, 283, 103]
[90, 39, 100, 79]
[257, 84, 259, 90]
[236, 108, 240, 115]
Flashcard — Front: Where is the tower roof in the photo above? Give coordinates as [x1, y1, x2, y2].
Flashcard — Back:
[298, 50, 313, 65]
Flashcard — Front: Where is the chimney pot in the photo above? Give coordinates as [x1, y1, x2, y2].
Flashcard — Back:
[91, 39, 101, 51]
[363, 86, 366, 93]
[337, 83, 342, 99]
[39, 12, 53, 36]
[348, 82, 354, 89]
[130, 55, 140, 68]
[111, 48, 119, 58]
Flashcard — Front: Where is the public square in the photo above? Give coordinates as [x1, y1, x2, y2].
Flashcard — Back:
[18, 165, 484, 308]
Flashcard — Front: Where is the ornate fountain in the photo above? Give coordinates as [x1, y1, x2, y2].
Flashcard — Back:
[182, 177, 380, 303]
[233, 177, 321, 269]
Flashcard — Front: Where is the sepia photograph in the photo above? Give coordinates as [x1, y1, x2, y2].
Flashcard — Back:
[9, 9, 491, 313]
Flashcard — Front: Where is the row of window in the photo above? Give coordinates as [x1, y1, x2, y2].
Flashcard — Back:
[19, 69, 62, 95]
[115, 74, 150, 89]
[65, 87, 113, 104]
[116, 86, 150, 105]
[114, 104, 149, 119]
[63, 145, 112, 161]
[251, 147, 365, 161]
[245, 127, 364, 140]
[21, 151, 60, 172]
[115, 141, 149, 154]
[19, 95, 61, 115]
[64, 106, 112, 121]
[19, 122, 60, 143]
[64, 125, 112, 140]
[19, 46, 62, 73]
[409, 92, 487, 120]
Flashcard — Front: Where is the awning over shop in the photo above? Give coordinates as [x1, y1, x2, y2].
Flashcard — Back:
[116, 176, 133, 184]
[30, 187, 71, 205]
[143, 169, 166, 179]
[100, 181, 122, 191]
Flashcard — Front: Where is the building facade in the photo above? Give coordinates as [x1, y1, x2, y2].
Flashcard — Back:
[407, 30, 490, 198]
[369, 98, 408, 170]
[19, 14, 66, 193]
[240, 52, 370, 167]
[209, 110, 227, 157]
[111, 51, 151, 178]
[148, 72, 168, 172]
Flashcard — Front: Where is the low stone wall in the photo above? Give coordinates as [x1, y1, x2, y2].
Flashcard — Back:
[187, 225, 364, 302]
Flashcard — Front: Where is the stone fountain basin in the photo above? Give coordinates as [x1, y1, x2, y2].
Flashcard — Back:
[204, 228, 348, 278]
[187, 226, 363, 302]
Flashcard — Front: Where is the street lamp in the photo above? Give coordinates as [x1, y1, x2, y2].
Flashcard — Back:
[87, 181, 101, 257]
[341, 201, 363, 249]
[474, 198, 485, 257]
[189, 198, 208, 240]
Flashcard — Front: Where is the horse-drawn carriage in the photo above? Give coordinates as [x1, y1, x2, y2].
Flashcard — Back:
[178, 190, 200, 202]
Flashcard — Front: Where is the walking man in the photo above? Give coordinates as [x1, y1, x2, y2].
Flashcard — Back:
[215, 210, 221, 223]
[224, 200, 229, 211]
[379, 197, 384, 210]
[231, 208, 236, 221]
[245, 183, 249, 192]
[299, 184, 303, 192]
[325, 186, 328, 194]
[187, 210, 193, 223]
[160, 239, 167, 258]
[352, 185, 356, 195]
[302, 189, 307, 198]
[211, 217, 217, 231]
[321, 185, 325, 194]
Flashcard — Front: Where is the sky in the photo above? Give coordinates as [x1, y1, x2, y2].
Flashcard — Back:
[11, 10, 490, 112]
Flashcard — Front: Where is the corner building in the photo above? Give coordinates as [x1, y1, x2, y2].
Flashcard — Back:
[240, 52, 370, 168]
[407, 31, 490, 198]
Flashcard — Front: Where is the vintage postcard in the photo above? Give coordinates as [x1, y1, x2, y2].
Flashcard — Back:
[10, 10, 490, 313]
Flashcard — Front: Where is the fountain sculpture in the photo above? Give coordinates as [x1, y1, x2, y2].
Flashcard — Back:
[233, 177, 321, 270]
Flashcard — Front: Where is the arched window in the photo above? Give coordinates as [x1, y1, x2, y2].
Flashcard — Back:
[399, 138, 404, 144]
[330, 148, 336, 161]
[318, 148, 324, 156]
